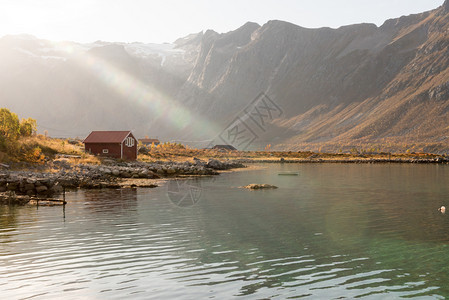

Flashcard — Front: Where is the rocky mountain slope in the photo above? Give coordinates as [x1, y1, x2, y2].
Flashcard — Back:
[180, 0, 449, 152]
[1, 1, 449, 152]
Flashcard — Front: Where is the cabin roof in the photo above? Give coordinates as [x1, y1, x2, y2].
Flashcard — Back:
[83, 131, 132, 143]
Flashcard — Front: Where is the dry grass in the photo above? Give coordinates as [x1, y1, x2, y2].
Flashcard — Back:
[139, 145, 444, 163]
[20, 135, 84, 156]
[4, 136, 445, 167]
[139, 143, 249, 162]
[15, 135, 101, 165]
[277, 139, 449, 155]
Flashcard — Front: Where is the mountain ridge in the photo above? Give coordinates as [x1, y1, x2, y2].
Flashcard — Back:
[174, 1, 449, 152]
[1, 2, 449, 152]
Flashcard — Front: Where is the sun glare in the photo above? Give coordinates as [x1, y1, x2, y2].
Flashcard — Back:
[66, 47, 221, 139]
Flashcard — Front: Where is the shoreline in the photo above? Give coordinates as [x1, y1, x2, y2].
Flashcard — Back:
[236, 157, 449, 164]
[2, 155, 449, 206]
[236, 156, 449, 164]
[0, 159, 245, 205]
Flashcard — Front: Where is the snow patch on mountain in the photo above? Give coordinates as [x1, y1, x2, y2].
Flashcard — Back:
[14, 47, 67, 61]
[123, 43, 184, 66]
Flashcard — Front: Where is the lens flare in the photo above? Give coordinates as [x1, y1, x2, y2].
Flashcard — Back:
[55, 42, 220, 141]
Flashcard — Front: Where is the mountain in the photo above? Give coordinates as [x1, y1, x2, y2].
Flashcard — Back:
[176, 1, 449, 152]
[0, 34, 200, 139]
[1, 1, 449, 152]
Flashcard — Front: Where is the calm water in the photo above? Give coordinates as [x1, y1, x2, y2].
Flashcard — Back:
[2, 164, 449, 299]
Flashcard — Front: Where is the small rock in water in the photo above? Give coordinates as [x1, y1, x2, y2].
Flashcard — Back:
[241, 184, 278, 190]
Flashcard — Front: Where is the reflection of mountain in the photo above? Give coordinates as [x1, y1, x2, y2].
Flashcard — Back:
[0, 206, 21, 243]
[82, 189, 138, 214]
[2, 1, 449, 151]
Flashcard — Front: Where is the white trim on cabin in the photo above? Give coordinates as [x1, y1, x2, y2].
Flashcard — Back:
[120, 132, 135, 159]
[120, 131, 132, 144]
[125, 137, 134, 147]
[120, 131, 137, 159]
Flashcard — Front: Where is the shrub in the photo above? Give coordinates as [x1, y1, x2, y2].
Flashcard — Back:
[23, 146, 45, 163]
[0, 108, 20, 141]
[19, 118, 37, 137]
[0, 108, 38, 158]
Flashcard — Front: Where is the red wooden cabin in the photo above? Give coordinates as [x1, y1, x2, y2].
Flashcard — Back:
[83, 131, 138, 160]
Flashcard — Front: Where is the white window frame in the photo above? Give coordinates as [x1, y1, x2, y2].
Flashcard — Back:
[125, 137, 135, 147]
[102, 149, 109, 154]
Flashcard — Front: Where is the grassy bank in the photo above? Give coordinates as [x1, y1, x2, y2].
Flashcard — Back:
[1, 136, 447, 169]
[138, 144, 445, 163]
[1, 135, 100, 166]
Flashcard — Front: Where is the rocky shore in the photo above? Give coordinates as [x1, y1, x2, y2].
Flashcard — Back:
[238, 157, 449, 164]
[4, 154, 446, 206]
[0, 159, 245, 205]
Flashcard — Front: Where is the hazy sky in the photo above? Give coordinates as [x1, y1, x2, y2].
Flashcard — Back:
[0, 0, 444, 43]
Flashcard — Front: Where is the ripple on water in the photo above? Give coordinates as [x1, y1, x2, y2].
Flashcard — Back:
[2, 165, 449, 299]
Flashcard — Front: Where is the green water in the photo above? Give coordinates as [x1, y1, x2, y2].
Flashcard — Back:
[1, 164, 449, 299]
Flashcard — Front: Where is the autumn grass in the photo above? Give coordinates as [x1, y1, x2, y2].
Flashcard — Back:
[138, 142, 248, 162]
[138, 144, 444, 163]
[139, 149, 246, 162]
[6, 135, 100, 165]
[20, 135, 84, 156]
[2, 136, 446, 168]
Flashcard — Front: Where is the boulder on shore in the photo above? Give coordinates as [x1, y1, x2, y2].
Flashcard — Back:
[0, 191, 31, 205]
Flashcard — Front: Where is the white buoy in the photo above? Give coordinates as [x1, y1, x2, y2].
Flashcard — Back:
[439, 206, 446, 213]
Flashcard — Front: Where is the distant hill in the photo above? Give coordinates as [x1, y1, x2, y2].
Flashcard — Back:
[0, 35, 200, 139]
[1, 1, 449, 152]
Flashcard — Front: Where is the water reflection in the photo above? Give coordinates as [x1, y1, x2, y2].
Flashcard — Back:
[2, 164, 449, 299]
[166, 178, 202, 207]
[82, 188, 139, 215]
[0, 205, 20, 245]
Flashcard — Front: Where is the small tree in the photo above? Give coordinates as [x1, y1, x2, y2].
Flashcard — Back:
[0, 108, 20, 140]
[19, 117, 37, 137]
